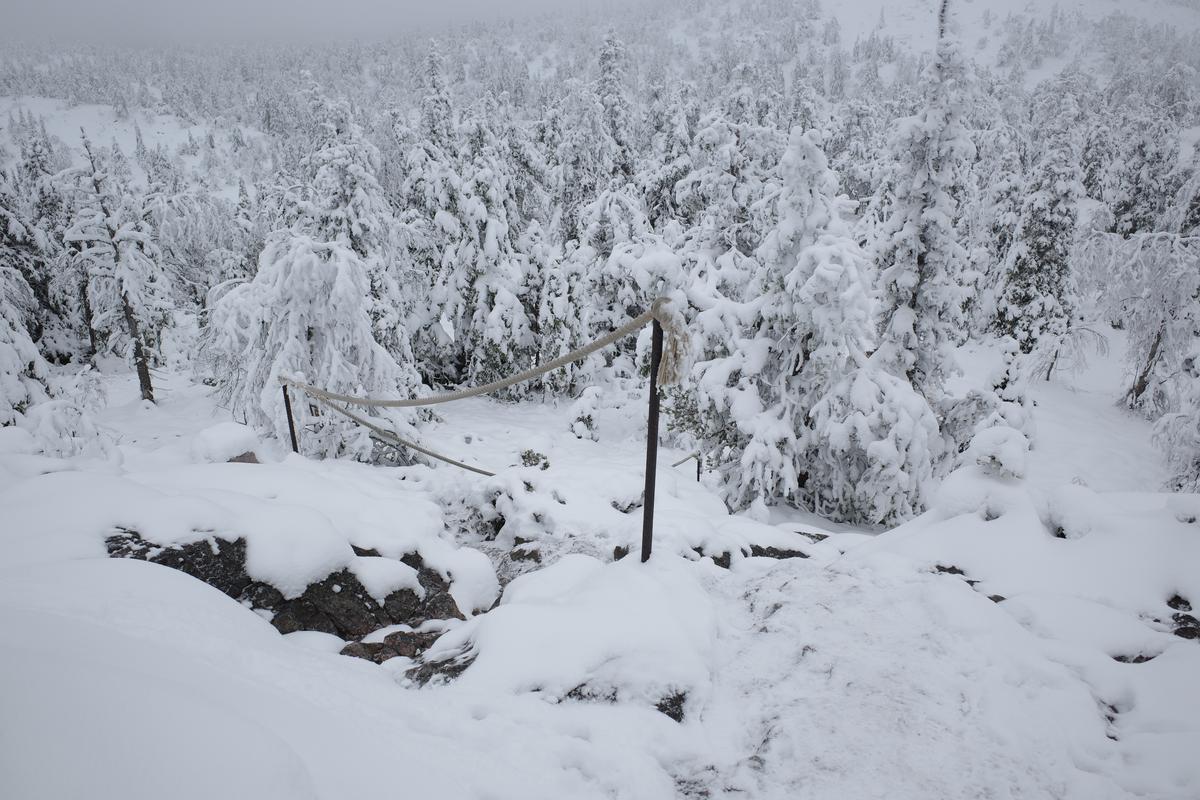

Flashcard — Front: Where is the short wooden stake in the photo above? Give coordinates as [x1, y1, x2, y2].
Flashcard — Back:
[641, 320, 664, 563]
[282, 384, 299, 453]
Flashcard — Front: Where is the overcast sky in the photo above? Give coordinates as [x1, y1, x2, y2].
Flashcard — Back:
[0, 0, 624, 44]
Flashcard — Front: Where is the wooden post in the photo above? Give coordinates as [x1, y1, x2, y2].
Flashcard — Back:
[282, 384, 299, 453]
[696, 453, 702, 483]
[641, 320, 664, 563]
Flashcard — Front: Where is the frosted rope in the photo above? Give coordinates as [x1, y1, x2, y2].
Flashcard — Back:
[279, 298, 690, 408]
[313, 395, 496, 477]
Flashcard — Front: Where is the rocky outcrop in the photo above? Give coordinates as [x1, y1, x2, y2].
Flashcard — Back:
[106, 528, 463, 656]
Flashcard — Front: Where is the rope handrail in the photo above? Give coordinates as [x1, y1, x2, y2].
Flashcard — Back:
[278, 298, 693, 563]
[278, 298, 690, 408]
[316, 395, 496, 476]
[671, 451, 700, 468]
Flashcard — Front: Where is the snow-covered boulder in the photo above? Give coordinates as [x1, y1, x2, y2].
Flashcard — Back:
[189, 421, 262, 464]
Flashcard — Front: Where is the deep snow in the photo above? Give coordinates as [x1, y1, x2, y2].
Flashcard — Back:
[1, 335, 1197, 800]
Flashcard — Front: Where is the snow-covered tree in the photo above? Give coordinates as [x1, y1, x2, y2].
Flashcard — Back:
[204, 234, 414, 459]
[994, 130, 1080, 365]
[871, 1, 973, 403]
[66, 134, 172, 402]
[0, 177, 51, 424]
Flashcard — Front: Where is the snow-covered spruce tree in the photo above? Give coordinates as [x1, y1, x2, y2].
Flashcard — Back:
[698, 129, 872, 510]
[66, 134, 172, 402]
[871, 0, 973, 404]
[970, 137, 1024, 331]
[0, 174, 52, 424]
[441, 99, 536, 394]
[525, 222, 593, 397]
[299, 90, 423, 375]
[639, 84, 697, 234]
[994, 130, 1080, 374]
[205, 234, 413, 459]
[598, 31, 634, 182]
[1108, 108, 1181, 237]
[684, 129, 940, 524]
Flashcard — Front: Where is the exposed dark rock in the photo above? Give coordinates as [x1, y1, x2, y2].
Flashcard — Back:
[795, 530, 828, 543]
[656, 691, 687, 722]
[340, 641, 398, 664]
[383, 630, 441, 658]
[106, 528, 250, 598]
[748, 545, 808, 560]
[565, 683, 619, 703]
[613, 545, 630, 561]
[416, 567, 465, 621]
[1173, 611, 1200, 639]
[408, 647, 475, 685]
[934, 564, 966, 576]
[227, 451, 259, 464]
[1113, 653, 1157, 664]
[351, 545, 381, 557]
[107, 529, 466, 649]
[1168, 594, 1192, 613]
[988, 595, 1007, 604]
[510, 544, 542, 563]
[693, 548, 731, 568]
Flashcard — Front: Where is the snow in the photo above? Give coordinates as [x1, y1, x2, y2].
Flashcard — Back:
[188, 421, 261, 463]
[3, 327, 1196, 798]
[2, 2, 1199, 796]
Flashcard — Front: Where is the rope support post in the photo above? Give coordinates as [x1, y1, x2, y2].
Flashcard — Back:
[281, 384, 299, 453]
[641, 319, 664, 563]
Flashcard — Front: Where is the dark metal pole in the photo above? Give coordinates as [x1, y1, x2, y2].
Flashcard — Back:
[641, 320, 664, 563]
[282, 384, 299, 453]
[696, 453, 702, 483]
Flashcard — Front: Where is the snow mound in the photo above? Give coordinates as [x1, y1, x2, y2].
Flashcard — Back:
[421, 554, 715, 712]
[189, 421, 261, 463]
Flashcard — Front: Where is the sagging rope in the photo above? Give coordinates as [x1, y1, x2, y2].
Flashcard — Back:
[280, 298, 692, 476]
[279, 298, 692, 408]
[318, 396, 496, 476]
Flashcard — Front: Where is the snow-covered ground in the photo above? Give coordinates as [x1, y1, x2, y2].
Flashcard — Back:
[1, 335, 1197, 800]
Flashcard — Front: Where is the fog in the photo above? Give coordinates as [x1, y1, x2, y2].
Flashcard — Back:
[0, 0, 630, 44]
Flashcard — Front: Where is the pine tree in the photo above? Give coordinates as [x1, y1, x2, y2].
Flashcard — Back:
[204, 234, 413, 459]
[598, 31, 634, 181]
[994, 131, 1080, 364]
[0, 170, 52, 424]
[871, 0, 973, 402]
[65, 134, 171, 402]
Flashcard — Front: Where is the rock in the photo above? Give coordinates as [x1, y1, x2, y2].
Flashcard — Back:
[748, 545, 808, 560]
[382, 630, 441, 658]
[613, 545, 630, 561]
[655, 691, 687, 722]
[416, 567, 465, 621]
[693, 548, 731, 568]
[340, 641, 398, 664]
[106, 529, 250, 598]
[510, 544, 542, 563]
[227, 451, 259, 464]
[351, 545, 382, 557]
[408, 647, 474, 685]
[107, 529, 466, 645]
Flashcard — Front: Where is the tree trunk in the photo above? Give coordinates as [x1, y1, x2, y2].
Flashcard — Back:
[1125, 325, 1164, 408]
[121, 292, 155, 403]
[80, 277, 99, 360]
[1043, 349, 1059, 382]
